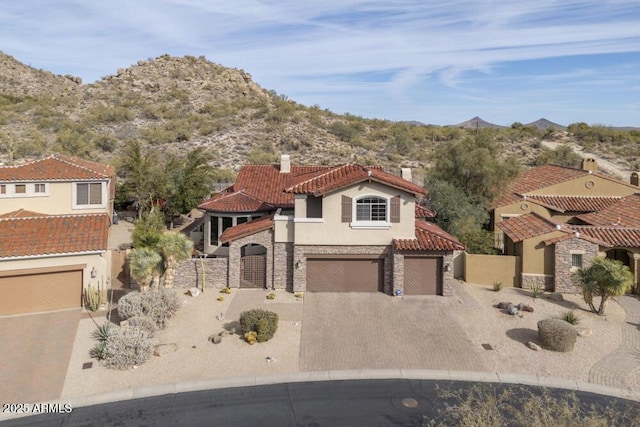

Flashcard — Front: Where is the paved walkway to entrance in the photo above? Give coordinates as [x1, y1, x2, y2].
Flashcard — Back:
[300, 292, 488, 372]
[589, 295, 640, 390]
[0, 309, 81, 403]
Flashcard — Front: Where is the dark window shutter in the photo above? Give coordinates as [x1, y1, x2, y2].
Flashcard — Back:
[390, 196, 400, 223]
[342, 195, 352, 222]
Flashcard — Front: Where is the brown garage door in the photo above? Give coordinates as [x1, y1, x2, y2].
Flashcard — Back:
[404, 257, 442, 295]
[306, 258, 383, 292]
[0, 269, 83, 315]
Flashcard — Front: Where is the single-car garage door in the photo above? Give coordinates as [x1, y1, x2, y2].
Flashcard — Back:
[306, 258, 383, 292]
[0, 268, 83, 315]
[404, 257, 442, 295]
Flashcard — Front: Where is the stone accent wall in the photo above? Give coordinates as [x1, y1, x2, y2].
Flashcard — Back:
[521, 273, 554, 291]
[174, 258, 228, 290]
[393, 250, 454, 296]
[554, 238, 599, 293]
[273, 242, 293, 291]
[228, 229, 274, 289]
[293, 245, 393, 294]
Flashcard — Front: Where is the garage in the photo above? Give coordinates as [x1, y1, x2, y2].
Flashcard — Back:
[0, 267, 84, 315]
[403, 257, 442, 295]
[306, 257, 384, 292]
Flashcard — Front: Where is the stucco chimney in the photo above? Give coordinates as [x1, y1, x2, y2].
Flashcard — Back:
[280, 154, 291, 173]
[401, 168, 412, 182]
[582, 158, 598, 173]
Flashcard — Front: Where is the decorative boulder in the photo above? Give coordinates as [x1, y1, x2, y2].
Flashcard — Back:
[518, 303, 534, 313]
[537, 319, 576, 352]
[527, 341, 541, 351]
[497, 302, 513, 309]
[187, 288, 200, 297]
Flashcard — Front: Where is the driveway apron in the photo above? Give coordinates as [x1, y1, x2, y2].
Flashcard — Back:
[0, 309, 81, 403]
[300, 293, 487, 372]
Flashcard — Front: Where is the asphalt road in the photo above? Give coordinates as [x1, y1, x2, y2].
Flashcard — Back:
[2, 380, 638, 427]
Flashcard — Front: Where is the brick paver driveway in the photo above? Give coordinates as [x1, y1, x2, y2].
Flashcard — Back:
[300, 293, 487, 372]
[0, 309, 81, 403]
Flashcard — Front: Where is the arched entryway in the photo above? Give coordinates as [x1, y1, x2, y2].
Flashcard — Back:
[240, 244, 267, 288]
[606, 248, 631, 266]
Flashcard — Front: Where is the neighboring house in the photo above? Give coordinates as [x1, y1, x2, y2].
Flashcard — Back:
[491, 159, 640, 292]
[0, 155, 114, 315]
[196, 155, 463, 295]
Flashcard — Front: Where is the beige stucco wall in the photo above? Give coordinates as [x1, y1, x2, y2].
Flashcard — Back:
[528, 175, 636, 197]
[0, 252, 109, 293]
[293, 182, 416, 245]
[274, 216, 294, 243]
[520, 231, 564, 275]
[0, 180, 111, 215]
[464, 253, 521, 287]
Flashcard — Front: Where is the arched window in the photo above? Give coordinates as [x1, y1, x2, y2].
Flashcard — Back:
[355, 196, 387, 221]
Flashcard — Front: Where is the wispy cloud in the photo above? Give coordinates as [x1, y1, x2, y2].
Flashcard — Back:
[1, 1, 638, 125]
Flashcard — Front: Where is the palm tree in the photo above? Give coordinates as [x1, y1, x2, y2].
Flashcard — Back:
[129, 247, 163, 292]
[158, 232, 194, 288]
[572, 257, 634, 315]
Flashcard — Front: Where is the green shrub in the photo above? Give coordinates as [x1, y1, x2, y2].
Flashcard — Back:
[90, 341, 107, 360]
[117, 291, 144, 320]
[239, 309, 278, 343]
[118, 288, 181, 329]
[531, 284, 542, 298]
[103, 325, 156, 370]
[562, 311, 580, 325]
[492, 281, 503, 292]
[538, 318, 577, 352]
[266, 292, 276, 300]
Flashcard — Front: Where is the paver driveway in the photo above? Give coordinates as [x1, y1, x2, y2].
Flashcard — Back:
[0, 309, 81, 403]
[300, 293, 488, 372]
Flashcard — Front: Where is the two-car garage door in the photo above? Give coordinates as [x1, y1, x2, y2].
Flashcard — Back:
[306, 258, 384, 292]
[0, 268, 83, 316]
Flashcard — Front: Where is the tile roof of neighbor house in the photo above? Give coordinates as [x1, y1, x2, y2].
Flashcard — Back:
[199, 162, 427, 212]
[198, 191, 276, 213]
[525, 195, 623, 213]
[497, 212, 570, 242]
[0, 209, 50, 218]
[572, 226, 640, 248]
[0, 154, 113, 181]
[0, 213, 110, 258]
[576, 193, 640, 227]
[219, 215, 275, 244]
[393, 220, 465, 251]
[415, 204, 436, 219]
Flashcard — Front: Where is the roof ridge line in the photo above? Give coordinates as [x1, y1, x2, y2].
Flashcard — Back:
[285, 163, 352, 191]
[51, 154, 110, 178]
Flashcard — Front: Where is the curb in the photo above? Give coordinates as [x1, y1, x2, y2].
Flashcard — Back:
[2, 369, 639, 421]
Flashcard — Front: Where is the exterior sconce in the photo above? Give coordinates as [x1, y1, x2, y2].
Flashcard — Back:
[90, 267, 97, 278]
[444, 262, 451, 273]
[295, 260, 303, 269]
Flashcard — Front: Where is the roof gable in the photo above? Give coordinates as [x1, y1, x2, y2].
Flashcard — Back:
[394, 220, 465, 251]
[219, 215, 274, 243]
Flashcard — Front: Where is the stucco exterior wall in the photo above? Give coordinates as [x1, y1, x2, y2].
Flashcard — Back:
[528, 175, 636, 197]
[464, 253, 521, 287]
[521, 231, 564, 274]
[274, 217, 294, 243]
[293, 182, 416, 245]
[554, 238, 599, 293]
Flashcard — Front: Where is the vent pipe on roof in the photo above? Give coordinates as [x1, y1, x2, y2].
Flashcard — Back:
[280, 154, 291, 174]
[401, 168, 412, 182]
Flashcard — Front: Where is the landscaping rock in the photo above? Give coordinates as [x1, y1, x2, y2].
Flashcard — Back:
[209, 334, 222, 344]
[517, 303, 534, 313]
[577, 328, 593, 337]
[187, 287, 200, 297]
[507, 304, 519, 315]
[527, 341, 542, 351]
[538, 319, 576, 352]
[497, 302, 513, 309]
[218, 330, 228, 337]
[153, 343, 178, 356]
[547, 293, 564, 302]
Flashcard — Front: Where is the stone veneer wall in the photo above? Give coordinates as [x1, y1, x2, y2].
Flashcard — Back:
[293, 245, 393, 294]
[554, 238, 599, 293]
[393, 251, 455, 296]
[520, 274, 554, 291]
[174, 258, 228, 289]
[228, 229, 274, 289]
[273, 242, 293, 292]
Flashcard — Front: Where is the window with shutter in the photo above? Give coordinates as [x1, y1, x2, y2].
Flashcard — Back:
[341, 195, 352, 222]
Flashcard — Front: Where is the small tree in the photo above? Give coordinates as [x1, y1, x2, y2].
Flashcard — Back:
[131, 208, 165, 249]
[128, 247, 163, 292]
[572, 257, 634, 315]
[157, 232, 193, 288]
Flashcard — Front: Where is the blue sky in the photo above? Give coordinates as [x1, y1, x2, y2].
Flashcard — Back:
[2, 1, 639, 126]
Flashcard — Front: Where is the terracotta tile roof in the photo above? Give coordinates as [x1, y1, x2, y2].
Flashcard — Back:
[219, 215, 274, 244]
[573, 226, 640, 248]
[199, 162, 426, 212]
[0, 209, 50, 218]
[198, 191, 275, 213]
[287, 164, 427, 197]
[0, 154, 113, 182]
[525, 195, 623, 213]
[497, 212, 568, 242]
[415, 204, 436, 219]
[0, 213, 110, 258]
[576, 194, 640, 227]
[394, 220, 465, 251]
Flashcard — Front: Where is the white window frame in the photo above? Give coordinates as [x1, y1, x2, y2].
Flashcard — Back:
[73, 181, 107, 209]
[351, 195, 391, 229]
[0, 182, 48, 198]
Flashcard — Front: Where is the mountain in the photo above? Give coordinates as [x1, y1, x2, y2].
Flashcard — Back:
[452, 116, 507, 129]
[525, 118, 566, 130]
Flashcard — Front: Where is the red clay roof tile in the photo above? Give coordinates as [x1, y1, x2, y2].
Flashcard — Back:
[0, 213, 110, 258]
[394, 220, 465, 251]
[497, 212, 568, 242]
[0, 209, 50, 218]
[198, 191, 275, 212]
[0, 155, 112, 181]
[525, 195, 623, 213]
[219, 215, 274, 243]
[415, 204, 435, 219]
[576, 194, 640, 227]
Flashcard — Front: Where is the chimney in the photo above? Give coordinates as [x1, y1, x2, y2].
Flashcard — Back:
[631, 172, 639, 187]
[280, 154, 290, 174]
[401, 168, 412, 182]
[582, 158, 598, 173]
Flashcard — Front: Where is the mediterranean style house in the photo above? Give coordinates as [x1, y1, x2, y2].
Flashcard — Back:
[490, 159, 640, 292]
[194, 155, 462, 296]
[0, 155, 114, 315]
